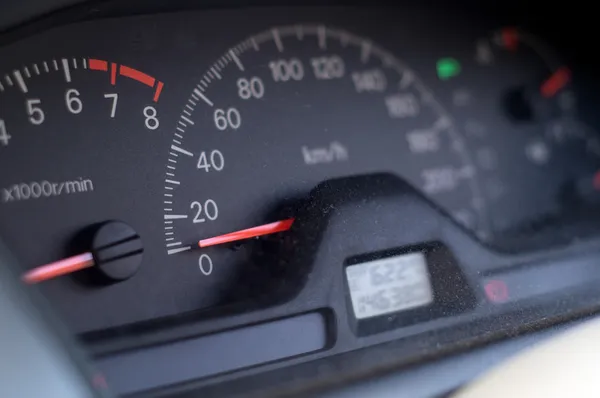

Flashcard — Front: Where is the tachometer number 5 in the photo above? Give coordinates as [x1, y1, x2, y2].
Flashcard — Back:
[191, 199, 219, 223]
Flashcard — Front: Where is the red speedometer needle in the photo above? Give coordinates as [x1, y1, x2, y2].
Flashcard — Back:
[198, 218, 295, 248]
[22, 252, 95, 284]
[541, 67, 571, 98]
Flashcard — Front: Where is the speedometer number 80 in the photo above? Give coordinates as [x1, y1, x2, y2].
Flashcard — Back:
[238, 77, 264, 99]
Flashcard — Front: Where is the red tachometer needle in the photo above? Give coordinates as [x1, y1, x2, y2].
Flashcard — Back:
[541, 67, 571, 98]
[22, 252, 95, 284]
[198, 218, 295, 248]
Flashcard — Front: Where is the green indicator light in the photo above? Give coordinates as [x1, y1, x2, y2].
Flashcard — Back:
[437, 58, 461, 80]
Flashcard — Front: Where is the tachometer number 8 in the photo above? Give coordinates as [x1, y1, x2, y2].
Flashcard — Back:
[191, 199, 219, 223]
[144, 106, 160, 130]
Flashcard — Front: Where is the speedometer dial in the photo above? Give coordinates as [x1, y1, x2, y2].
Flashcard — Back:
[164, 25, 488, 309]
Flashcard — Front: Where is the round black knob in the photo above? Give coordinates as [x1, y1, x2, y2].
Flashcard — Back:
[90, 221, 143, 282]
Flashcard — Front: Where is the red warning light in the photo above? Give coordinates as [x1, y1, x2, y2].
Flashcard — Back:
[484, 279, 509, 303]
[593, 171, 600, 191]
[501, 28, 519, 52]
[91, 372, 108, 390]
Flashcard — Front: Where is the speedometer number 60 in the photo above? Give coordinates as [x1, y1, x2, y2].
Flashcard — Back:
[214, 108, 241, 130]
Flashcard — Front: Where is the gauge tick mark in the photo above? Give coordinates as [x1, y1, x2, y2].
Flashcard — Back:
[154, 81, 164, 102]
[61, 59, 72, 82]
[210, 67, 222, 79]
[164, 214, 187, 220]
[193, 88, 214, 107]
[167, 246, 191, 255]
[181, 115, 195, 125]
[229, 50, 245, 71]
[12, 70, 28, 93]
[272, 29, 284, 52]
[361, 41, 371, 63]
[317, 25, 327, 49]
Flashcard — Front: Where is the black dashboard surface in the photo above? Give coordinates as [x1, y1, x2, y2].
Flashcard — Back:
[1, 2, 599, 397]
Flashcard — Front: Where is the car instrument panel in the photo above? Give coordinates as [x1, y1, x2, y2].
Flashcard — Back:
[1, 2, 600, 397]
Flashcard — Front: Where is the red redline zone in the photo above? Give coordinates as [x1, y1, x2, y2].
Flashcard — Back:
[154, 81, 164, 103]
[593, 171, 600, 191]
[110, 62, 117, 85]
[89, 59, 108, 71]
[88, 58, 164, 102]
[120, 65, 155, 87]
[501, 27, 519, 51]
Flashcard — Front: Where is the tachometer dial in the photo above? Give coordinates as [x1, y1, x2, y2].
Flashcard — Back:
[0, 55, 169, 332]
[163, 25, 488, 309]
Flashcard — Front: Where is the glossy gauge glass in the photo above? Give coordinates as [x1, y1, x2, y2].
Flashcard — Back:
[163, 25, 489, 309]
[455, 27, 600, 248]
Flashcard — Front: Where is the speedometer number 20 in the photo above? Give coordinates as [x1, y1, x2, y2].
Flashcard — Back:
[191, 199, 219, 223]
